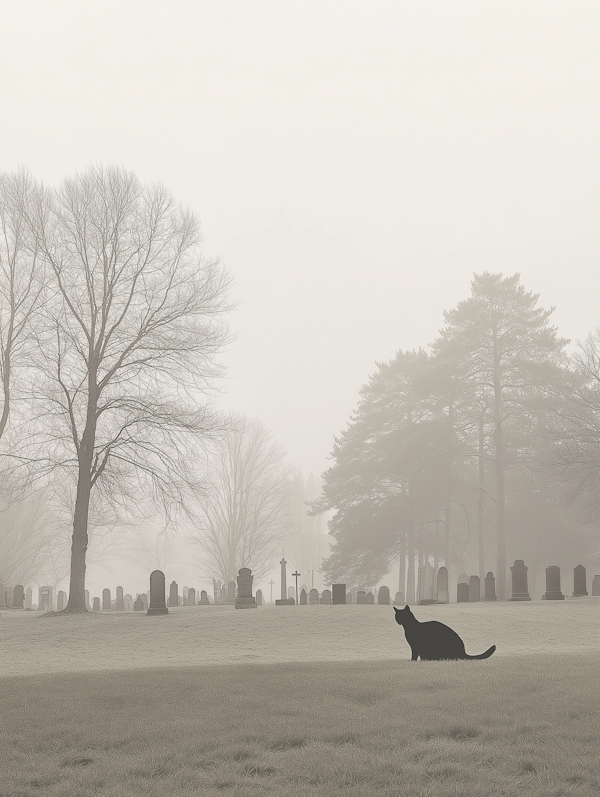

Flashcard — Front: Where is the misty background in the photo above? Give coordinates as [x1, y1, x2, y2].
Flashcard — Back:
[1, 1, 599, 600]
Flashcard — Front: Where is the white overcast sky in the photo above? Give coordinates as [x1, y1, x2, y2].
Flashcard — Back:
[1, 1, 599, 478]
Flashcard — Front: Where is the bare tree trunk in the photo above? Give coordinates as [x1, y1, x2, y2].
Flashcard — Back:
[477, 414, 486, 599]
[444, 398, 453, 587]
[398, 533, 406, 599]
[406, 526, 415, 604]
[493, 368, 507, 600]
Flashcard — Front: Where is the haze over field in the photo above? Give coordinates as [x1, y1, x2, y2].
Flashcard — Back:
[1, 3, 600, 600]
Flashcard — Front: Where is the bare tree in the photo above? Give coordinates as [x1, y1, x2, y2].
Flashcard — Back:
[0, 168, 45, 443]
[191, 414, 296, 584]
[21, 165, 231, 612]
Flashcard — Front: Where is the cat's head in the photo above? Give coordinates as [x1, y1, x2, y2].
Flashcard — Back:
[393, 605, 413, 626]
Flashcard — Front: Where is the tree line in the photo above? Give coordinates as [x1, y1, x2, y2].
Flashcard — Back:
[312, 273, 600, 600]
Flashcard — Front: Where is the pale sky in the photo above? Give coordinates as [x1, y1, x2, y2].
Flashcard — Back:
[1, 0, 599, 481]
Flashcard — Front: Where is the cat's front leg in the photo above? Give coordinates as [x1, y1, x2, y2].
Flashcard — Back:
[411, 651, 418, 661]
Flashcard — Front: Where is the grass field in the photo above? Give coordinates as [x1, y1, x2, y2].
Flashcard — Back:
[2, 600, 599, 796]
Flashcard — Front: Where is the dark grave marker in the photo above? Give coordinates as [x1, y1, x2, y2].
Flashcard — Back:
[133, 595, 143, 611]
[256, 588, 263, 606]
[508, 559, 531, 601]
[188, 588, 196, 606]
[147, 570, 169, 615]
[457, 582, 469, 603]
[199, 590, 210, 605]
[365, 591, 375, 604]
[102, 588, 111, 611]
[356, 590, 367, 605]
[320, 588, 332, 605]
[124, 594, 133, 611]
[227, 580, 236, 603]
[436, 567, 449, 603]
[394, 591, 404, 605]
[235, 567, 257, 609]
[592, 575, 600, 596]
[300, 588, 307, 605]
[542, 565, 564, 600]
[93, 597, 101, 611]
[332, 583, 346, 605]
[468, 575, 481, 602]
[57, 590, 66, 611]
[378, 585, 390, 605]
[168, 581, 178, 608]
[116, 586, 125, 611]
[484, 572, 497, 601]
[572, 564, 588, 597]
[13, 585, 24, 609]
[309, 588, 319, 605]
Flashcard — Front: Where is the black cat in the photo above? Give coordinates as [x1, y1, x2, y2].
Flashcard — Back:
[393, 605, 496, 661]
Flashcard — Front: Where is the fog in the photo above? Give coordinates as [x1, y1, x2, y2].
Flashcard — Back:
[1, 2, 599, 598]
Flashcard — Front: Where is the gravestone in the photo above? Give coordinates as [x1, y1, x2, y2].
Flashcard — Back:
[0, 583, 5, 609]
[418, 562, 437, 604]
[356, 590, 367, 605]
[592, 575, 600, 596]
[320, 588, 332, 605]
[468, 575, 481, 602]
[309, 588, 319, 605]
[227, 581, 236, 604]
[457, 582, 469, 603]
[235, 567, 257, 609]
[25, 586, 33, 610]
[168, 581, 179, 608]
[85, 589, 92, 611]
[93, 597, 101, 611]
[542, 565, 564, 600]
[378, 585, 390, 605]
[483, 572, 496, 601]
[572, 564, 588, 597]
[220, 586, 227, 603]
[348, 588, 356, 604]
[332, 583, 346, 605]
[256, 588, 263, 606]
[394, 591, 404, 605]
[199, 590, 210, 605]
[39, 586, 53, 611]
[141, 593, 148, 611]
[436, 567, 449, 603]
[183, 586, 189, 605]
[133, 595, 143, 611]
[116, 586, 125, 612]
[124, 594, 133, 611]
[147, 570, 169, 615]
[288, 586, 296, 601]
[188, 588, 196, 606]
[365, 591, 375, 604]
[57, 590, 66, 611]
[13, 585, 24, 609]
[508, 559, 531, 601]
[102, 588, 111, 611]
[300, 588, 307, 605]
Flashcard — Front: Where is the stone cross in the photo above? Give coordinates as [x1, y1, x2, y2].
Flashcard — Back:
[279, 558, 287, 601]
[269, 579, 275, 604]
[292, 571, 300, 604]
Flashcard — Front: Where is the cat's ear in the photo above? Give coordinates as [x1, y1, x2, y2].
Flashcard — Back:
[393, 606, 400, 613]
[405, 605, 410, 610]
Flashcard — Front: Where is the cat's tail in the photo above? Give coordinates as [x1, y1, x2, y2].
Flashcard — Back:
[465, 645, 496, 660]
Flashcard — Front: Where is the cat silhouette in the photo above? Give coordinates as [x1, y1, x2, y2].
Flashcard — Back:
[393, 605, 496, 661]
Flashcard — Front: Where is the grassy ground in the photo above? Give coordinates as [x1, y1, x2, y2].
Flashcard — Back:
[1, 601, 599, 796]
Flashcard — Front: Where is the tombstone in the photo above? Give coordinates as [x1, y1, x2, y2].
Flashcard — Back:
[592, 575, 600, 596]
[468, 575, 480, 602]
[147, 570, 169, 615]
[183, 586, 189, 605]
[394, 591, 404, 605]
[418, 563, 437, 604]
[199, 590, 210, 605]
[332, 583, 346, 605]
[365, 591, 375, 604]
[235, 567, 257, 609]
[124, 594, 134, 611]
[116, 586, 125, 611]
[102, 588, 111, 611]
[133, 595, 143, 611]
[356, 590, 367, 605]
[309, 588, 319, 605]
[140, 592, 148, 611]
[0, 584, 5, 609]
[220, 586, 227, 603]
[348, 588, 356, 604]
[93, 597, 101, 612]
[13, 585, 24, 609]
[85, 589, 92, 611]
[320, 588, 332, 605]
[25, 586, 33, 610]
[39, 586, 53, 611]
[288, 586, 296, 600]
[484, 571, 497, 601]
[256, 589, 263, 606]
[457, 583, 469, 603]
[508, 559, 531, 601]
[572, 564, 588, 597]
[187, 588, 196, 606]
[542, 565, 565, 600]
[225, 580, 235, 603]
[436, 567, 449, 603]
[167, 581, 178, 608]
[57, 590, 66, 611]
[300, 588, 307, 605]
[378, 586, 390, 605]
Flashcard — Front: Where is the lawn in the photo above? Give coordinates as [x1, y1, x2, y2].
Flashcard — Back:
[1, 600, 599, 796]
